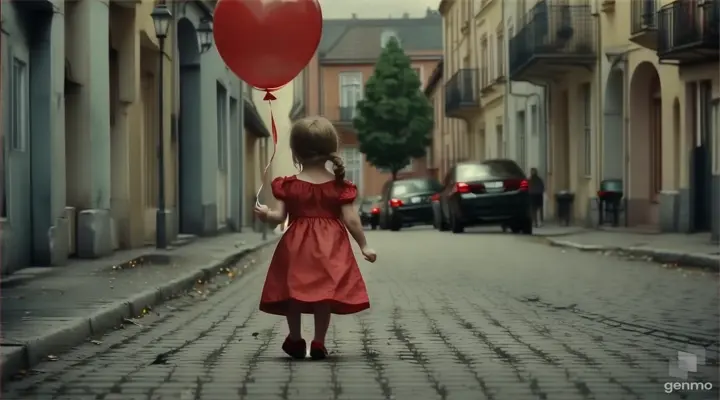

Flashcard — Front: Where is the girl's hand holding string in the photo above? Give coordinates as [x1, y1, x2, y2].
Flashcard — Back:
[361, 246, 377, 263]
[254, 204, 270, 222]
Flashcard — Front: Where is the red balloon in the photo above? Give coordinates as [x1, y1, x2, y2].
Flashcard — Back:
[214, 0, 323, 90]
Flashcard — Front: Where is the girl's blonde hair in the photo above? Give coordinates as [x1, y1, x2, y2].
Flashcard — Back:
[290, 116, 346, 183]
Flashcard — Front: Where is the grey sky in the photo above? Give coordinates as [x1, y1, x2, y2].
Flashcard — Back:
[319, 0, 440, 18]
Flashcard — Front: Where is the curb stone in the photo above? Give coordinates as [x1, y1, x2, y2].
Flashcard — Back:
[547, 239, 720, 271]
[0, 237, 279, 381]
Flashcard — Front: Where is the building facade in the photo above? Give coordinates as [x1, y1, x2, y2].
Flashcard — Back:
[1, 0, 269, 274]
[293, 11, 443, 196]
[439, 0, 548, 213]
[504, 0, 718, 240]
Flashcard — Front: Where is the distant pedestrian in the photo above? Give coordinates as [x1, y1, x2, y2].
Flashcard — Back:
[254, 116, 376, 360]
[529, 167, 545, 228]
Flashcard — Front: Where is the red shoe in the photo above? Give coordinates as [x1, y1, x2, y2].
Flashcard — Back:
[282, 337, 306, 359]
[309, 341, 329, 360]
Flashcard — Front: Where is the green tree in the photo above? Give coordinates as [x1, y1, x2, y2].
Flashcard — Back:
[353, 37, 434, 180]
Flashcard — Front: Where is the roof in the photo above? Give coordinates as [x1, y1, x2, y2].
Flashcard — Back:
[319, 11, 443, 63]
[424, 60, 444, 96]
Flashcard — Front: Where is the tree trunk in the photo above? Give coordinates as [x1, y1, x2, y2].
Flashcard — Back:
[391, 170, 398, 181]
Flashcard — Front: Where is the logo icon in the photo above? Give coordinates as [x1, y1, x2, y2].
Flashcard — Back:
[669, 346, 706, 380]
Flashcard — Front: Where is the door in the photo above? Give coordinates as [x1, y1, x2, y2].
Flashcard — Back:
[216, 83, 228, 229]
[691, 81, 712, 231]
[555, 90, 571, 192]
[6, 43, 32, 268]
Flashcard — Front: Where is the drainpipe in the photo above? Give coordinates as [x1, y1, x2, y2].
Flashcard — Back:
[594, 0, 603, 191]
[502, 0, 509, 158]
[171, 0, 180, 235]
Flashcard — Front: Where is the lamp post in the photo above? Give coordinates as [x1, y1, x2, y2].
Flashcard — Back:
[197, 18, 214, 53]
[151, 3, 172, 249]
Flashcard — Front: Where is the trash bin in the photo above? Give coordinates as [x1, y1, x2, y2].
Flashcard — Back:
[555, 191, 575, 226]
[596, 179, 623, 227]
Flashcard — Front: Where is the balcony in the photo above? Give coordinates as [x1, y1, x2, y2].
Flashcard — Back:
[479, 67, 504, 96]
[630, 0, 658, 49]
[657, 0, 719, 64]
[444, 68, 480, 119]
[336, 106, 358, 125]
[508, 0, 596, 84]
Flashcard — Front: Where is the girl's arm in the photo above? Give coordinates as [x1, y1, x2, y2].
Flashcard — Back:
[266, 201, 288, 225]
[340, 203, 368, 248]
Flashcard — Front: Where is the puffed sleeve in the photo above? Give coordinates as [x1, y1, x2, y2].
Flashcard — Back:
[338, 180, 358, 205]
[271, 177, 287, 201]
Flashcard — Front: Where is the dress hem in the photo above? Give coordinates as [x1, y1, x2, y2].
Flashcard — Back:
[260, 298, 370, 316]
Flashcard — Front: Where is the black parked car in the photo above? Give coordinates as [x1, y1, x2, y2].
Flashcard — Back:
[359, 196, 382, 229]
[434, 159, 532, 234]
[378, 178, 442, 231]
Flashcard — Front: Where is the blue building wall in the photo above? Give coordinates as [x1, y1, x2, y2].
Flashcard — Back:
[2, 0, 69, 274]
[174, 2, 244, 236]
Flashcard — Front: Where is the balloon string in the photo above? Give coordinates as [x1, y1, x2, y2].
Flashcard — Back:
[256, 91, 279, 207]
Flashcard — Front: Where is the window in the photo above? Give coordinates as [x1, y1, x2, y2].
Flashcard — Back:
[489, 34, 495, 80]
[496, 124, 503, 157]
[581, 83, 592, 176]
[381, 30, 400, 48]
[216, 83, 228, 171]
[496, 24, 505, 78]
[339, 72, 363, 108]
[340, 147, 363, 193]
[480, 36, 489, 87]
[11, 59, 28, 152]
[292, 68, 305, 107]
[517, 111, 526, 171]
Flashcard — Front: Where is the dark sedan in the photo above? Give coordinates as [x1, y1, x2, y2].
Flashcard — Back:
[379, 178, 442, 231]
[434, 159, 532, 234]
[359, 196, 382, 229]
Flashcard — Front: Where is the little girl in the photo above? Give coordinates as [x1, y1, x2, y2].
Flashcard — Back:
[254, 116, 377, 360]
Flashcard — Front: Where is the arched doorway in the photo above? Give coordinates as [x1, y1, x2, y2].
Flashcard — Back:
[628, 62, 662, 227]
[602, 69, 624, 181]
[177, 18, 202, 234]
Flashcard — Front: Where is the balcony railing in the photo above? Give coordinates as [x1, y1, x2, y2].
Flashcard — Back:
[658, 0, 719, 62]
[509, 0, 596, 81]
[338, 106, 358, 123]
[444, 68, 479, 118]
[631, 0, 657, 34]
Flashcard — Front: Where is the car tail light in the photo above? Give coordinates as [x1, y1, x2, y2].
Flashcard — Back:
[389, 198, 403, 207]
[597, 191, 606, 198]
[503, 179, 529, 191]
[371, 207, 380, 214]
[430, 193, 440, 202]
[454, 182, 471, 194]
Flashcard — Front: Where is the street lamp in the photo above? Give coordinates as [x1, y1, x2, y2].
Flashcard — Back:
[197, 18, 214, 53]
[151, 3, 172, 249]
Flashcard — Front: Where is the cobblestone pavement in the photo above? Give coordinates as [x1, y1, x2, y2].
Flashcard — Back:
[3, 227, 719, 400]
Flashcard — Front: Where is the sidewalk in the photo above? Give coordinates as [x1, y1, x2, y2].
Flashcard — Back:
[0, 230, 280, 380]
[544, 230, 719, 271]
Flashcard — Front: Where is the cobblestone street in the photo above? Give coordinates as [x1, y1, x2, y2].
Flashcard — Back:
[3, 228, 719, 400]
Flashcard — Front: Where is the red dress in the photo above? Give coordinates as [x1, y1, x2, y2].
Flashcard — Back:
[259, 176, 370, 316]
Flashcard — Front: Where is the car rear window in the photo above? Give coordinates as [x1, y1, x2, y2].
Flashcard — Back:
[457, 160, 525, 181]
[391, 179, 441, 196]
[361, 196, 381, 206]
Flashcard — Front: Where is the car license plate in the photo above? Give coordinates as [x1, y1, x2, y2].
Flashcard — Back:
[485, 181, 503, 189]
[411, 196, 421, 204]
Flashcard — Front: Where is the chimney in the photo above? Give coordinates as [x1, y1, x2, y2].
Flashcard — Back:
[402, 12, 409, 19]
